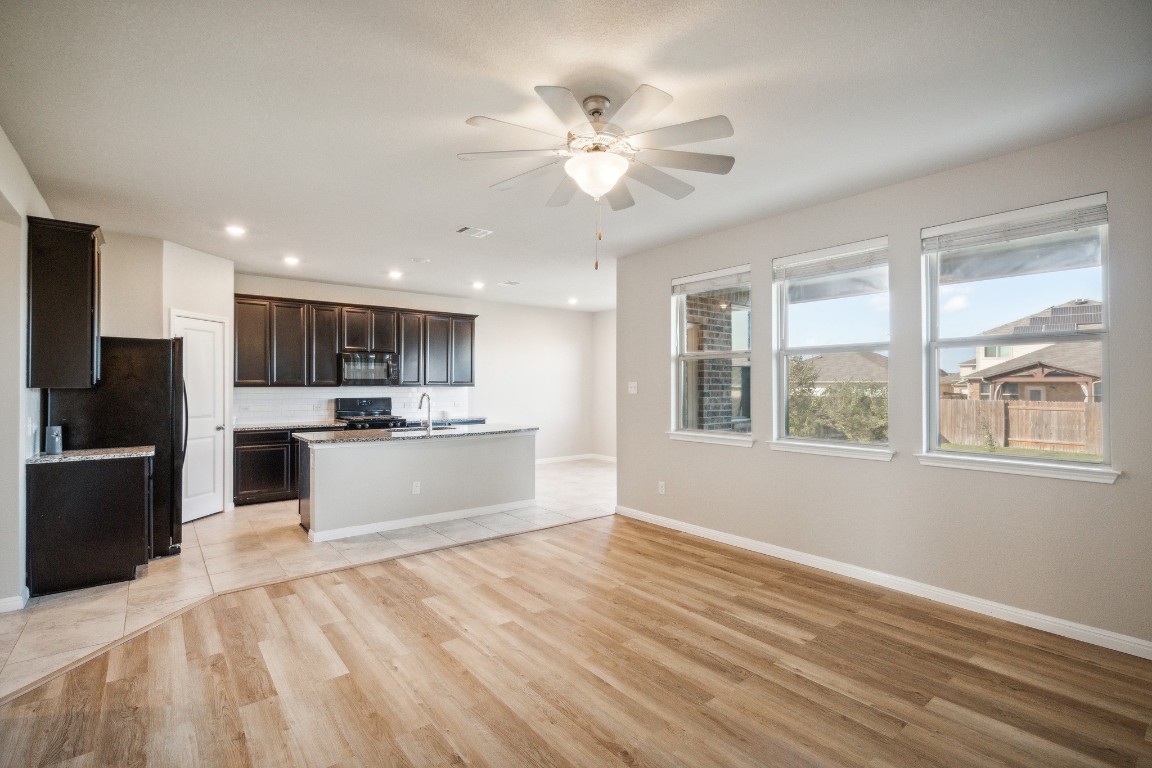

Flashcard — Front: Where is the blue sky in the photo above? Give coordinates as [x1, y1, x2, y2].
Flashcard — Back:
[787, 266, 1102, 373]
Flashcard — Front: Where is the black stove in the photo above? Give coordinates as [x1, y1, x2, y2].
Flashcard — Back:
[334, 397, 408, 430]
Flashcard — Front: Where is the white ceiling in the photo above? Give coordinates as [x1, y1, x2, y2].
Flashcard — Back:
[1, 1, 1150, 312]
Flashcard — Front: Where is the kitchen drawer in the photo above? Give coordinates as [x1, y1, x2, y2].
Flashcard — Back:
[235, 430, 291, 446]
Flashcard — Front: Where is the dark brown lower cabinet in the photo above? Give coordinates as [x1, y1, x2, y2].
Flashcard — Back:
[27, 456, 152, 597]
[234, 428, 340, 505]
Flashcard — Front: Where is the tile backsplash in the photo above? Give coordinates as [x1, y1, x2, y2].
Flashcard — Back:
[234, 387, 472, 425]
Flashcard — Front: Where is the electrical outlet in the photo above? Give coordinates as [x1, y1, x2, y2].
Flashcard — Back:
[628, 381, 638, 394]
[658, 480, 665, 495]
[412, 481, 421, 494]
[314, 403, 325, 410]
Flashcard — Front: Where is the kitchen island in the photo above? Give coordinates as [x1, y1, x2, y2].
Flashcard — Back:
[294, 424, 538, 541]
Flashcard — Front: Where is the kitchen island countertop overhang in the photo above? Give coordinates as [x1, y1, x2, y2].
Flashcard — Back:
[295, 424, 539, 541]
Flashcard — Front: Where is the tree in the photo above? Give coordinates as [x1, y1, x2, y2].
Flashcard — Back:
[786, 356, 822, 438]
[820, 380, 889, 443]
[786, 355, 889, 442]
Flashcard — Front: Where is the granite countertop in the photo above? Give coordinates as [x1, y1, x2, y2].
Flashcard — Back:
[27, 445, 156, 465]
[233, 421, 346, 432]
[294, 423, 538, 445]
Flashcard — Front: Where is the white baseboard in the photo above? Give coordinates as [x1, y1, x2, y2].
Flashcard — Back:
[616, 505, 1152, 661]
[537, 454, 617, 465]
[0, 590, 28, 613]
[308, 498, 537, 542]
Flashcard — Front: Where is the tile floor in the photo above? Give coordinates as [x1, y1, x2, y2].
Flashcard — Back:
[0, 457, 616, 701]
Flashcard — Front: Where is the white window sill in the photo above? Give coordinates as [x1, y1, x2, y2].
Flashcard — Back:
[915, 452, 1120, 484]
[668, 431, 755, 447]
[769, 440, 894, 461]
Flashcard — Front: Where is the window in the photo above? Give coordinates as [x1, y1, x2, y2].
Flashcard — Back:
[923, 193, 1113, 477]
[773, 238, 890, 452]
[672, 266, 752, 441]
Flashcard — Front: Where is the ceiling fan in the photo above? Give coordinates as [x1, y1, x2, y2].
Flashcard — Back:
[459, 84, 734, 210]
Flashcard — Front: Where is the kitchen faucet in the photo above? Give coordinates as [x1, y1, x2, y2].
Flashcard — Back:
[418, 392, 432, 436]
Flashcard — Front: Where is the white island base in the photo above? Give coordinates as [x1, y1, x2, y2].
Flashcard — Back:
[296, 425, 537, 542]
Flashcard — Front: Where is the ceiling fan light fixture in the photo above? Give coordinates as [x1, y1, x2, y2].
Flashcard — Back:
[564, 151, 629, 200]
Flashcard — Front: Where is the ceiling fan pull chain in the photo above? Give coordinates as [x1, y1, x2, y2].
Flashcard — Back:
[595, 198, 603, 270]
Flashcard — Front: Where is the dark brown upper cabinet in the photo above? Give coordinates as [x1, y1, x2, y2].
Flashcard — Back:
[398, 312, 423, 386]
[270, 301, 307, 386]
[341, 306, 371, 351]
[450, 316, 475, 386]
[27, 216, 103, 388]
[307, 304, 340, 386]
[370, 309, 398, 353]
[234, 297, 271, 386]
[233, 294, 475, 388]
[424, 314, 451, 386]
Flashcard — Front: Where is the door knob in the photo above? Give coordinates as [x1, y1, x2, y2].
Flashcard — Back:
[215, 424, 225, 431]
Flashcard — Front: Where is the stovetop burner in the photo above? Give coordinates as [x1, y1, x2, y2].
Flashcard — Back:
[334, 397, 408, 430]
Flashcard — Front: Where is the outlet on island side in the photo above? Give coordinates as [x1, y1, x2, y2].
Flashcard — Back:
[658, 480, 665, 495]
[412, 481, 421, 495]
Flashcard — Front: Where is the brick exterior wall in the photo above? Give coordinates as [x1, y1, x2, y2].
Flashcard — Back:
[686, 287, 749, 430]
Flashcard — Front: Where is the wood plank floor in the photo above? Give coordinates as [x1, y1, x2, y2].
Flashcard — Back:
[1, 515, 1150, 767]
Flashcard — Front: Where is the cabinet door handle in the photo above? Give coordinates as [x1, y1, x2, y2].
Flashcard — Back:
[215, 425, 225, 431]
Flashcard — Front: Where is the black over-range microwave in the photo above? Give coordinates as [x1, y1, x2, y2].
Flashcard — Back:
[338, 351, 399, 386]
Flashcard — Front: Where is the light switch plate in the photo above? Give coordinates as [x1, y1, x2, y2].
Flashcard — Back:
[627, 382, 638, 394]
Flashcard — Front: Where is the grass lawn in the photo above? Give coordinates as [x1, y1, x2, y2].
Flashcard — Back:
[939, 443, 1103, 462]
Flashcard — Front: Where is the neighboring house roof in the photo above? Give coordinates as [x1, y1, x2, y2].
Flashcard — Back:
[811, 351, 889, 383]
[980, 299, 1102, 337]
[963, 341, 1101, 381]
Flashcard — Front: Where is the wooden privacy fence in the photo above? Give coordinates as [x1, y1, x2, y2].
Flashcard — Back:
[939, 399, 1102, 455]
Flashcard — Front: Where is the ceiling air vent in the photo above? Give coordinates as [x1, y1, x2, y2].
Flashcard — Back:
[497, 280, 521, 287]
[456, 226, 493, 239]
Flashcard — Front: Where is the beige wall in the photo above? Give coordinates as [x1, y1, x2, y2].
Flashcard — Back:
[0, 123, 51, 608]
[162, 241, 235, 334]
[234, 275, 598, 460]
[592, 309, 617, 459]
[100, 232, 164, 338]
[617, 115, 1152, 644]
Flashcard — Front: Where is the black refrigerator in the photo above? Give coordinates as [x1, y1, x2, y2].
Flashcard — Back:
[46, 337, 186, 558]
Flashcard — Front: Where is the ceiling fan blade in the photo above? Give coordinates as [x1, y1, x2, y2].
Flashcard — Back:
[604, 181, 635, 211]
[490, 161, 562, 191]
[635, 149, 734, 175]
[546, 176, 578, 207]
[534, 86, 588, 128]
[626, 161, 694, 200]
[465, 116, 563, 140]
[629, 115, 734, 149]
[458, 148, 568, 161]
[607, 84, 673, 130]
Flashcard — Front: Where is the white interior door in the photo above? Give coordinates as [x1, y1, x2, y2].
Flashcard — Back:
[173, 314, 226, 522]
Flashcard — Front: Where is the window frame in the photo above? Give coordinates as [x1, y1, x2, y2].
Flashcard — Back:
[669, 265, 755, 447]
[919, 193, 1118, 483]
[770, 237, 894, 461]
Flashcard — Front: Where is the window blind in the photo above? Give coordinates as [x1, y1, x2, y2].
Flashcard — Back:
[922, 201, 1107, 254]
[774, 241, 889, 303]
[672, 268, 750, 295]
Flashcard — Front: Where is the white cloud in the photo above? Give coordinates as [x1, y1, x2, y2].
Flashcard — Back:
[941, 295, 969, 313]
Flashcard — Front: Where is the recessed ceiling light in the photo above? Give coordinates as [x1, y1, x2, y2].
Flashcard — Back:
[388, 270, 402, 279]
[568, 297, 579, 305]
[283, 256, 300, 266]
[472, 281, 484, 290]
[225, 225, 247, 237]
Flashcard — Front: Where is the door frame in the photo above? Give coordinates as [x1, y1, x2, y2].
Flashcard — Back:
[170, 309, 233, 512]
